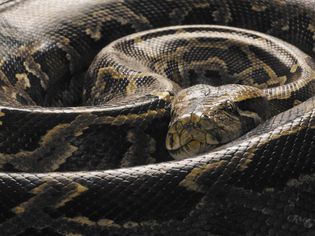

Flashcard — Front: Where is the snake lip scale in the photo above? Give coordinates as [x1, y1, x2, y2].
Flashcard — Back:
[0, 0, 315, 235]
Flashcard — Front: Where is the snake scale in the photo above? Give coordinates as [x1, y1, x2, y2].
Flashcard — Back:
[0, 0, 315, 235]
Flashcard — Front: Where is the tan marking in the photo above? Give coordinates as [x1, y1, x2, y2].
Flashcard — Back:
[30, 182, 51, 194]
[308, 24, 315, 33]
[123, 222, 140, 229]
[23, 58, 49, 89]
[251, 3, 267, 12]
[275, 0, 287, 5]
[179, 161, 228, 192]
[41, 124, 79, 171]
[264, 187, 275, 192]
[111, 115, 129, 126]
[15, 44, 50, 89]
[134, 37, 143, 44]
[126, 79, 138, 95]
[66, 216, 96, 226]
[290, 64, 299, 73]
[60, 36, 70, 46]
[97, 219, 116, 227]
[11, 179, 89, 224]
[0, 59, 33, 105]
[12, 206, 25, 214]
[86, 27, 102, 41]
[293, 99, 302, 106]
[281, 24, 290, 31]
[189, 57, 228, 70]
[151, 91, 173, 103]
[16, 44, 39, 57]
[194, 2, 210, 8]
[11, 182, 52, 214]
[91, 67, 109, 99]
[0, 111, 4, 126]
[96, 67, 125, 80]
[125, 113, 139, 121]
[56, 183, 88, 208]
[65, 216, 120, 228]
[0, 58, 5, 67]
[191, 113, 201, 123]
[238, 158, 253, 171]
[126, 130, 136, 143]
[15, 73, 31, 89]
[277, 76, 288, 85]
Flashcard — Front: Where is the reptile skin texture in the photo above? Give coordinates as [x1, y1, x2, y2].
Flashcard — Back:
[0, 0, 314, 235]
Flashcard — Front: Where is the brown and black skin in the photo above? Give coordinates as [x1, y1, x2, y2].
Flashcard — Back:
[84, 24, 313, 160]
[0, 0, 314, 236]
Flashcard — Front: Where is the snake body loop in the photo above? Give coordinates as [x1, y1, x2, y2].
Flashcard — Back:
[88, 25, 314, 159]
[0, 0, 315, 235]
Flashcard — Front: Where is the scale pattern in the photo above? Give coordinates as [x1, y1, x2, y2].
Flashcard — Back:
[0, 0, 314, 235]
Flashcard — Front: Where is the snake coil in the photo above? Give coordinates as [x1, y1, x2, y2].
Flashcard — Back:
[0, 0, 314, 235]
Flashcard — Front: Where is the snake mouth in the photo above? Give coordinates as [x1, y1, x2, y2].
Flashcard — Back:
[166, 139, 217, 160]
[166, 114, 221, 160]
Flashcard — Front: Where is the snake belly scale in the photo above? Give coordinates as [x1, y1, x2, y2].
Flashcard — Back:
[0, 0, 314, 235]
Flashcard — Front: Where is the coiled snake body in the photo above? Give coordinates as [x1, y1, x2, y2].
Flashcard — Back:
[0, 0, 315, 235]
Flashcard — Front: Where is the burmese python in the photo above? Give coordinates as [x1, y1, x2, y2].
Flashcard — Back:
[0, 0, 315, 235]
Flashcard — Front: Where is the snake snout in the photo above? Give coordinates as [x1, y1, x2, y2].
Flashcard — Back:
[166, 113, 222, 160]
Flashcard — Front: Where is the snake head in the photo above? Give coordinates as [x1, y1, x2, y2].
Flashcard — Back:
[166, 84, 270, 160]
